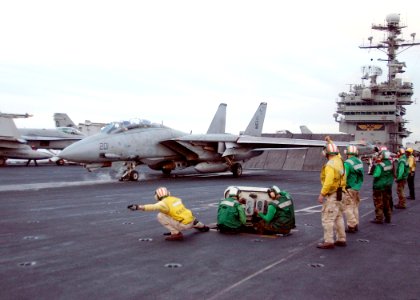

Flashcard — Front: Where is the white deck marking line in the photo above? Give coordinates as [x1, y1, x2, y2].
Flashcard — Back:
[207, 241, 319, 300]
[0, 180, 113, 192]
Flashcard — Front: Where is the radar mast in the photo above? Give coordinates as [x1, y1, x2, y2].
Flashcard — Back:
[335, 13, 419, 152]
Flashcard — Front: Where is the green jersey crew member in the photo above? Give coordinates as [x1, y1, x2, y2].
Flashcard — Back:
[371, 150, 394, 223]
[127, 187, 209, 241]
[343, 145, 364, 233]
[217, 187, 247, 233]
[254, 185, 295, 235]
[395, 148, 410, 209]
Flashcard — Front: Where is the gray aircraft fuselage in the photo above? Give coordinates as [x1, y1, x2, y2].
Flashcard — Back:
[19, 127, 84, 150]
[60, 124, 187, 164]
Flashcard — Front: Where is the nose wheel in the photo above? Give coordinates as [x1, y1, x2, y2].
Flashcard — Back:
[129, 170, 139, 181]
[119, 170, 139, 181]
[118, 162, 139, 181]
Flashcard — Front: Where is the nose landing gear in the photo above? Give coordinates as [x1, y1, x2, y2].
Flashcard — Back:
[118, 162, 139, 181]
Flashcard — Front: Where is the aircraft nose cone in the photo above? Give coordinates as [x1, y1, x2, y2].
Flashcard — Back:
[59, 143, 84, 162]
[60, 137, 98, 162]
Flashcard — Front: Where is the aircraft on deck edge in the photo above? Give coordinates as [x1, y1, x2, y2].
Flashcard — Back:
[0, 113, 53, 165]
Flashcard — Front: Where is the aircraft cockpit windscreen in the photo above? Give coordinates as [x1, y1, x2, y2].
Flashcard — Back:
[57, 127, 84, 136]
[101, 119, 166, 134]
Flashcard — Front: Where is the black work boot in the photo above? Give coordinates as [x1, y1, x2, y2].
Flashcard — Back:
[165, 232, 184, 241]
[317, 242, 334, 249]
[345, 226, 357, 233]
[197, 225, 210, 232]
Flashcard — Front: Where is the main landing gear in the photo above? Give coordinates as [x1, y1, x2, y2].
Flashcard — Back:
[231, 163, 243, 177]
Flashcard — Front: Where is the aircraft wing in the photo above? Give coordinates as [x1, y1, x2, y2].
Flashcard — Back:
[173, 134, 238, 143]
[0, 136, 27, 143]
[159, 100, 349, 162]
[161, 134, 349, 161]
[0, 146, 53, 160]
[20, 135, 82, 141]
[160, 134, 236, 161]
[0, 136, 52, 162]
[159, 139, 200, 161]
[236, 136, 350, 148]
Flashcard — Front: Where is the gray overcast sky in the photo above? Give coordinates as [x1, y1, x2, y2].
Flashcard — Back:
[1, 0, 420, 142]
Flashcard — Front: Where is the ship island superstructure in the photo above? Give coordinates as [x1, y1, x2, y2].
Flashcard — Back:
[334, 13, 420, 152]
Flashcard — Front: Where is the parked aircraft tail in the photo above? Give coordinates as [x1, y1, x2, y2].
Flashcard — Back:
[54, 113, 76, 128]
[300, 125, 313, 134]
[0, 113, 53, 165]
[207, 103, 227, 134]
[242, 102, 267, 137]
[0, 113, 29, 140]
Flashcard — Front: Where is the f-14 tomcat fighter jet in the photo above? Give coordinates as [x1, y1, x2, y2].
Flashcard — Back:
[59, 102, 345, 181]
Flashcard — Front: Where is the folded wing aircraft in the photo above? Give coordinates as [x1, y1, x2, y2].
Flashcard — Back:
[59, 102, 359, 181]
[0, 113, 53, 166]
[19, 127, 85, 151]
[17, 120, 85, 165]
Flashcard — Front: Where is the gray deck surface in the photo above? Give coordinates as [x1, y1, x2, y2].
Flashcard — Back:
[1, 164, 419, 299]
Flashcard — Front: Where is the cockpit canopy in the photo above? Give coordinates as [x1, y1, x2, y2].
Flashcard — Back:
[101, 119, 166, 134]
[57, 127, 84, 136]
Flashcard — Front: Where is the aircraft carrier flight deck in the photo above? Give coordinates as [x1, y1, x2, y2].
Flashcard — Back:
[1, 165, 419, 299]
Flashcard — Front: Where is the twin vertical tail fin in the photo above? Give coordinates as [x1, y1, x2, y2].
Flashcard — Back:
[207, 103, 227, 134]
[243, 102, 267, 137]
[206, 102, 266, 136]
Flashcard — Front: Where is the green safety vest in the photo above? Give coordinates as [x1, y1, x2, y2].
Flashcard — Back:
[396, 156, 409, 181]
[344, 156, 364, 191]
[268, 191, 295, 230]
[217, 197, 245, 229]
[373, 160, 393, 190]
